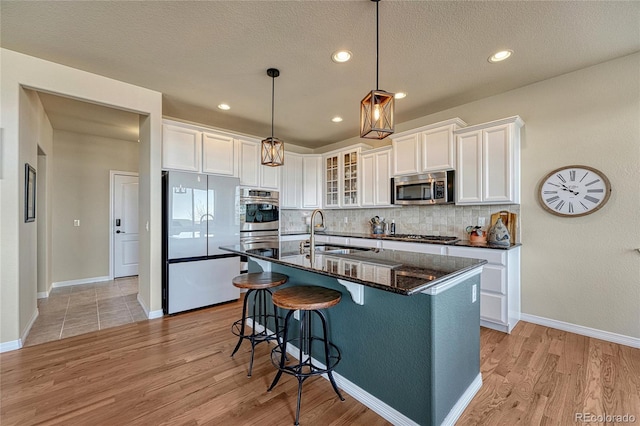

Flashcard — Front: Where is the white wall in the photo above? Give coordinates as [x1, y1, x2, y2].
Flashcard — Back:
[0, 49, 162, 349]
[51, 130, 139, 283]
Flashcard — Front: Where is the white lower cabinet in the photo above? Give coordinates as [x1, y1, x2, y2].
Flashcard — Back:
[446, 245, 520, 333]
[368, 239, 520, 333]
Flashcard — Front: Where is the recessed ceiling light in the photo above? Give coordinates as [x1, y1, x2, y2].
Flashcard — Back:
[488, 50, 513, 63]
[331, 50, 352, 63]
[331, 116, 343, 123]
[395, 92, 407, 99]
[218, 103, 231, 110]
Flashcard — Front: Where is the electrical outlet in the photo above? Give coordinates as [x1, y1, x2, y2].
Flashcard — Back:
[478, 217, 486, 227]
[74, 219, 80, 227]
[472, 284, 477, 303]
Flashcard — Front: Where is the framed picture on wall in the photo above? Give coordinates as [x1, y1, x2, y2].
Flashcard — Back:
[25, 163, 36, 223]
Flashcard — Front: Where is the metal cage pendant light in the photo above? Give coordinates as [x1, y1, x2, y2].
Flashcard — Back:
[261, 68, 284, 167]
[360, 0, 394, 139]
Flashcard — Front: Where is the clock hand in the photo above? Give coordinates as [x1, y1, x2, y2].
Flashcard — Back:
[560, 184, 579, 195]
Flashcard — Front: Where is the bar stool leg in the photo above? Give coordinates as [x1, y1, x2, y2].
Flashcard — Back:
[317, 309, 344, 401]
[231, 289, 253, 357]
[268, 309, 294, 391]
[246, 289, 262, 377]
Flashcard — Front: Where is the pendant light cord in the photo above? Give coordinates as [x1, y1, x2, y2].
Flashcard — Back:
[375, 0, 379, 91]
[271, 75, 275, 139]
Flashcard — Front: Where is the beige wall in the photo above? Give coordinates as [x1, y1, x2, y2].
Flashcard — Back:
[0, 48, 162, 349]
[18, 89, 54, 332]
[51, 130, 139, 283]
[415, 53, 640, 338]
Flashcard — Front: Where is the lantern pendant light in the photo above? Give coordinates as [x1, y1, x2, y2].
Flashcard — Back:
[360, 0, 394, 139]
[261, 68, 284, 166]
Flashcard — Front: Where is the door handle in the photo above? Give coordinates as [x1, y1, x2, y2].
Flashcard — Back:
[116, 230, 125, 234]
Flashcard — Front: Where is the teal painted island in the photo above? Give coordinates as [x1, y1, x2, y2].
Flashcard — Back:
[221, 241, 487, 426]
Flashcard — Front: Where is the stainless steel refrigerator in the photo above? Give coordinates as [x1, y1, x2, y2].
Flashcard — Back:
[162, 171, 241, 314]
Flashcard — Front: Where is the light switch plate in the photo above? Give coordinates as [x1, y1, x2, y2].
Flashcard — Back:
[73, 219, 80, 227]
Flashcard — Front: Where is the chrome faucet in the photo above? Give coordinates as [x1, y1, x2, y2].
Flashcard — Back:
[309, 208, 324, 255]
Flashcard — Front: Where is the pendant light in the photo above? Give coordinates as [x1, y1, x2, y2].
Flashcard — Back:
[261, 68, 284, 167]
[360, 0, 394, 139]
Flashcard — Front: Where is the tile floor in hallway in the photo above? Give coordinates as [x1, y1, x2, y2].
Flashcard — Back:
[24, 276, 148, 347]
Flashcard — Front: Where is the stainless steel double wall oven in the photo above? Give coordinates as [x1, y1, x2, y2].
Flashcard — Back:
[239, 188, 279, 272]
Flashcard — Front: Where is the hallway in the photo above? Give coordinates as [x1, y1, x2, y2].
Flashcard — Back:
[24, 276, 147, 347]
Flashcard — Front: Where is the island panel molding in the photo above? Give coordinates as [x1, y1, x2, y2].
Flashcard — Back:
[537, 165, 612, 217]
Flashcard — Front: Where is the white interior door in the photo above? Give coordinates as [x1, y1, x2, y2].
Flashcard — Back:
[114, 174, 139, 278]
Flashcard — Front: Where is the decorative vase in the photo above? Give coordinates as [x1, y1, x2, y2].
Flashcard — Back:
[488, 217, 511, 246]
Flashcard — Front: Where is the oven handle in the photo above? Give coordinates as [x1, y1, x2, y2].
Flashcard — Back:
[241, 236, 279, 243]
[240, 197, 279, 206]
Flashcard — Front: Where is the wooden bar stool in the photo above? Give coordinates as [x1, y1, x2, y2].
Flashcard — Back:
[230, 272, 288, 377]
[267, 285, 344, 425]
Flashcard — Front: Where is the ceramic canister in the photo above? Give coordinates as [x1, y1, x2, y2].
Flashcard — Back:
[488, 217, 511, 246]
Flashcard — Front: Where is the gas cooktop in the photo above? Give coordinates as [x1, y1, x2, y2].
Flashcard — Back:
[385, 234, 460, 244]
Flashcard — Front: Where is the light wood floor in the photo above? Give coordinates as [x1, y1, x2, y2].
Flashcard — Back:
[1, 297, 639, 425]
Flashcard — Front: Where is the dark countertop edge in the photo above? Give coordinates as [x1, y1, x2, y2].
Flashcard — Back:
[220, 245, 487, 296]
[280, 231, 521, 250]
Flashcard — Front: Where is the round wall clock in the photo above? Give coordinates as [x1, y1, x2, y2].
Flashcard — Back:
[538, 165, 611, 217]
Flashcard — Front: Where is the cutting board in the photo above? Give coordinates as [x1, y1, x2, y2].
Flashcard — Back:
[490, 211, 518, 243]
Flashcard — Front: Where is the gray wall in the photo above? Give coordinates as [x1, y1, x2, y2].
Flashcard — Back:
[51, 130, 139, 283]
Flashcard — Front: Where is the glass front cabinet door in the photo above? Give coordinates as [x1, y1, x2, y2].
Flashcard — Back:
[323, 148, 362, 208]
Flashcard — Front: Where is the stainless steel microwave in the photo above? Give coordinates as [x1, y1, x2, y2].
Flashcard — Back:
[391, 171, 455, 205]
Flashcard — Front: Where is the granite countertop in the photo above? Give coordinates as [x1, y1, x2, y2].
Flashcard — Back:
[220, 241, 486, 296]
[280, 230, 521, 250]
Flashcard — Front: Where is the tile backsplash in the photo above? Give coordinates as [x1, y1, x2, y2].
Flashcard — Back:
[281, 204, 521, 241]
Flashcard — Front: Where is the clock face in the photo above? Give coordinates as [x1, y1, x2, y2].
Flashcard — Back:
[538, 165, 611, 217]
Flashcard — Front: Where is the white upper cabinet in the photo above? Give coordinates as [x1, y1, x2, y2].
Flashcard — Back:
[322, 145, 370, 208]
[202, 132, 235, 176]
[281, 154, 322, 209]
[362, 147, 392, 207]
[455, 116, 523, 205]
[162, 124, 201, 172]
[162, 120, 236, 177]
[392, 133, 420, 176]
[237, 138, 260, 187]
[302, 155, 322, 209]
[260, 161, 280, 190]
[281, 152, 303, 209]
[391, 118, 466, 176]
[236, 138, 280, 190]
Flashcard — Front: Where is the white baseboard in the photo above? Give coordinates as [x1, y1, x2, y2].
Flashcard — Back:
[52, 275, 111, 288]
[440, 373, 483, 426]
[148, 310, 164, 319]
[21, 309, 39, 345]
[520, 313, 640, 349]
[37, 290, 50, 299]
[0, 340, 22, 353]
[136, 293, 164, 319]
[248, 319, 479, 426]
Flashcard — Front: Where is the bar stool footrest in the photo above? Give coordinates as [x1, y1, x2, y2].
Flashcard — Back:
[231, 315, 284, 343]
[270, 338, 341, 378]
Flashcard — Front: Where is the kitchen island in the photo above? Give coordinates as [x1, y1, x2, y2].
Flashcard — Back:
[220, 241, 486, 426]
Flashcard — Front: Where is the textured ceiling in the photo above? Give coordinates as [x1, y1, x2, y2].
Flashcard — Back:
[2, 1, 639, 148]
